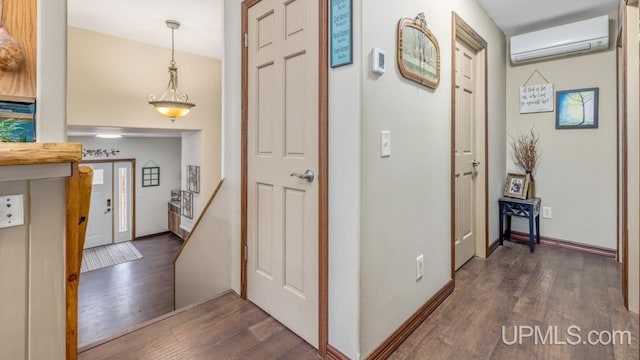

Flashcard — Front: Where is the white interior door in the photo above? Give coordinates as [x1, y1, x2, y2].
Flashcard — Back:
[454, 39, 478, 270]
[114, 161, 133, 243]
[247, 0, 319, 348]
[84, 163, 113, 249]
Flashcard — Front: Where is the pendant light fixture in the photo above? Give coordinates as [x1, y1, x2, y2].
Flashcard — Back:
[148, 19, 195, 122]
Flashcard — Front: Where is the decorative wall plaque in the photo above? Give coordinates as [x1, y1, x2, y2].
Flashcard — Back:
[397, 13, 440, 89]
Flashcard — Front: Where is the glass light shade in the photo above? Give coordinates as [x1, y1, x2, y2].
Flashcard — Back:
[149, 101, 194, 119]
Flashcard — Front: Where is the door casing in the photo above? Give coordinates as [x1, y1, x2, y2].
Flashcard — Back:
[240, 0, 328, 356]
[450, 13, 489, 278]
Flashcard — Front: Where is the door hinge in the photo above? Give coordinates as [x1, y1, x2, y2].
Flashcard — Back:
[244, 245, 248, 261]
[244, 32, 248, 48]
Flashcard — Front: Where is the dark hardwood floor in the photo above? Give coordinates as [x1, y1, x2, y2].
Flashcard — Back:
[390, 241, 639, 360]
[78, 233, 183, 348]
[79, 292, 319, 360]
[80, 241, 638, 359]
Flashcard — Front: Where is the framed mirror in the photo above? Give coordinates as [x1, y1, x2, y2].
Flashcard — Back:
[397, 13, 440, 89]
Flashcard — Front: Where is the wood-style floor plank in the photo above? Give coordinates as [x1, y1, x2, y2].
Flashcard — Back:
[391, 242, 638, 360]
[81, 241, 637, 360]
[78, 234, 183, 348]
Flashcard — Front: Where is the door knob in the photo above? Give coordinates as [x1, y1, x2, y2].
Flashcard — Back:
[104, 208, 111, 214]
[290, 169, 315, 183]
[472, 160, 481, 167]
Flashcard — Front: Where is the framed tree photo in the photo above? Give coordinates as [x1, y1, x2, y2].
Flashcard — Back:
[397, 12, 440, 89]
[556, 87, 599, 129]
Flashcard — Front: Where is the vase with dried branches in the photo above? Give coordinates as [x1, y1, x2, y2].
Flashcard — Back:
[510, 128, 540, 198]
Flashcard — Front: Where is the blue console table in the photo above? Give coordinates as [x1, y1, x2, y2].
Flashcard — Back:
[498, 197, 541, 253]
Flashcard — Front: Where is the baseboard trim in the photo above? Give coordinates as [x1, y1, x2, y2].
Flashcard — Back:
[365, 279, 455, 360]
[134, 231, 172, 240]
[327, 344, 351, 360]
[488, 239, 500, 257]
[508, 231, 616, 258]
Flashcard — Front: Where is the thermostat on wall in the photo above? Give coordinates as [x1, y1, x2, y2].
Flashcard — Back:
[372, 48, 386, 75]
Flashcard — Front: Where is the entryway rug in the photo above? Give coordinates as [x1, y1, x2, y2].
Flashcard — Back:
[81, 241, 143, 273]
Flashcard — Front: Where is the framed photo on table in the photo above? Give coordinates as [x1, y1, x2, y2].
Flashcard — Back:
[503, 173, 529, 199]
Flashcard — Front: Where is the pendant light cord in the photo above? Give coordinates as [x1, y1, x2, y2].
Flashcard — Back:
[170, 26, 176, 67]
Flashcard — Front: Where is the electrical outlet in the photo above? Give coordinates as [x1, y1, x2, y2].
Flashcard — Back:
[542, 206, 552, 219]
[0, 194, 24, 229]
[380, 131, 391, 157]
[416, 254, 424, 280]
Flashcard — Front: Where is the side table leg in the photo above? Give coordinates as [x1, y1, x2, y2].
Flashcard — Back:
[499, 204, 504, 246]
[536, 215, 540, 244]
[506, 215, 511, 241]
[529, 212, 534, 253]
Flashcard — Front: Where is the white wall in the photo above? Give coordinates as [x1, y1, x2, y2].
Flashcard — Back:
[174, 179, 231, 308]
[505, 13, 618, 250]
[224, 0, 243, 295]
[69, 136, 182, 237]
[328, 0, 362, 357]
[38, 0, 67, 142]
[358, 0, 506, 356]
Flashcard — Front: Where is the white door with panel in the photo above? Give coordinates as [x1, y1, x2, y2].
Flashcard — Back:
[247, 0, 319, 348]
[84, 161, 133, 249]
[84, 163, 113, 249]
[454, 40, 479, 270]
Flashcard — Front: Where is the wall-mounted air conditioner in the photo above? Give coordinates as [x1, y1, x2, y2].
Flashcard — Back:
[510, 15, 609, 64]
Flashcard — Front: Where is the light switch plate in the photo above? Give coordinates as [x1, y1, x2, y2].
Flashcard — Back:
[380, 130, 391, 157]
[542, 206, 552, 219]
[0, 194, 24, 229]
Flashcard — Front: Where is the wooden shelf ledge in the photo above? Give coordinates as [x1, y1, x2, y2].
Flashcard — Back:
[0, 143, 82, 166]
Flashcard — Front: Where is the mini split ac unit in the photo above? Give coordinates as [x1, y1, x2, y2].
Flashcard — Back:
[510, 15, 609, 64]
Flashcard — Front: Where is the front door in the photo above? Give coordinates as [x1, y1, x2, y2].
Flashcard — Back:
[246, 0, 319, 348]
[84, 162, 113, 249]
[454, 39, 478, 270]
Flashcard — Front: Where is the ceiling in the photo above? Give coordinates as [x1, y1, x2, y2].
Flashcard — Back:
[67, 0, 223, 59]
[478, 0, 619, 35]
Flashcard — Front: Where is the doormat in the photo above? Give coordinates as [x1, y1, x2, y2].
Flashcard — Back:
[81, 241, 143, 273]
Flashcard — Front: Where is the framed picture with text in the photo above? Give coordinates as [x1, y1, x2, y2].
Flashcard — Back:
[330, 0, 353, 67]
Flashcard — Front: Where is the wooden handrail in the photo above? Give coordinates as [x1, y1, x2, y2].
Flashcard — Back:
[173, 178, 224, 264]
[65, 165, 93, 360]
[0, 143, 82, 165]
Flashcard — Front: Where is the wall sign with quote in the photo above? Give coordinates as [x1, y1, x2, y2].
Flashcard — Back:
[397, 13, 440, 89]
[330, 0, 352, 68]
[520, 83, 554, 114]
[519, 69, 554, 114]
